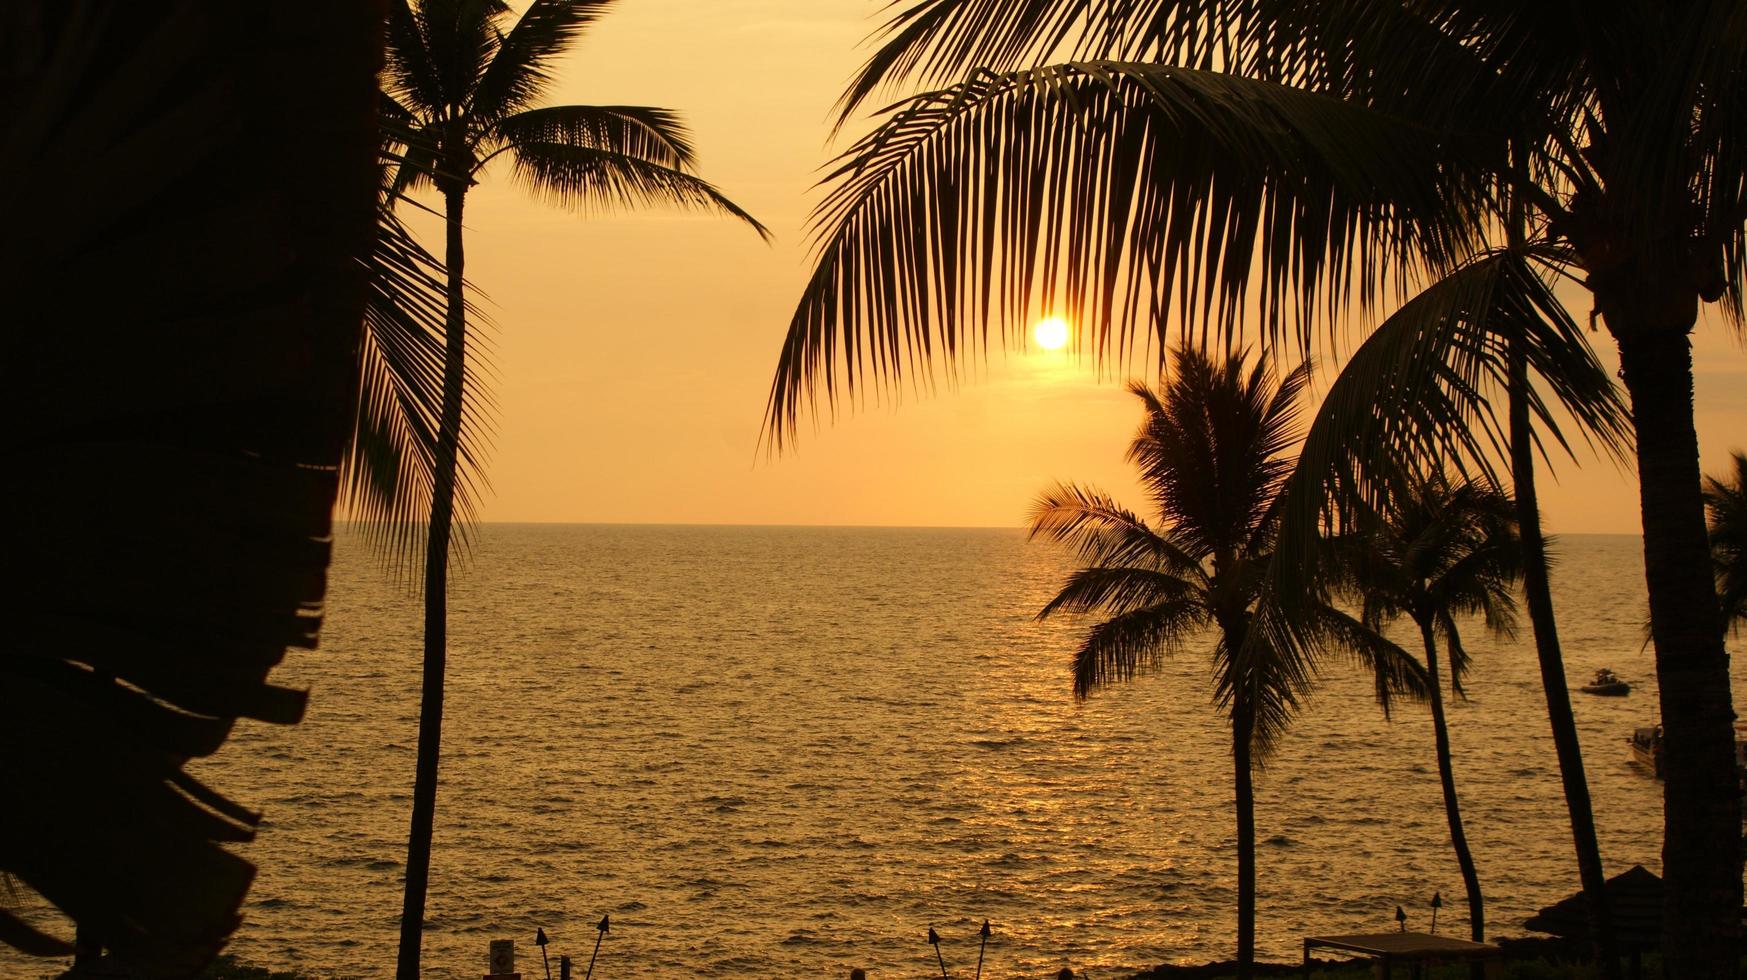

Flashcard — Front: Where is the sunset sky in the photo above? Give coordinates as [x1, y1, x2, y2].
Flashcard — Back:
[410, 0, 1746, 534]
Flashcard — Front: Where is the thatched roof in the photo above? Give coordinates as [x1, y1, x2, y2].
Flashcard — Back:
[1523, 865, 1663, 948]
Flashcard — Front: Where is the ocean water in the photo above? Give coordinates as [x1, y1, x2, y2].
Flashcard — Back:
[5, 526, 1727, 978]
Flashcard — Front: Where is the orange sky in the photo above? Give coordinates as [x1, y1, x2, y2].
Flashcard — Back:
[410, 0, 1746, 534]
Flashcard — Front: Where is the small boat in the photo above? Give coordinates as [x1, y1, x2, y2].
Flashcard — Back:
[1629, 723, 1747, 788]
[1630, 725, 1663, 777]
[1581, 668, 1630, 696]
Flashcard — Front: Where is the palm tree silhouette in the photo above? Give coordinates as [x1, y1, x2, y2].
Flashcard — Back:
[1338, 476, 1521, 944]
[1262, 245, 1630, 974]
[1704, 452, 1747, 635]
[1030, 348, 1425, 979]
[382, 3, 767, 976]
[764, 4, 1744, 969]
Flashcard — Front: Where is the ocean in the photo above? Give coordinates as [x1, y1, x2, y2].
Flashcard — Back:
[4, 526, 1718, 978]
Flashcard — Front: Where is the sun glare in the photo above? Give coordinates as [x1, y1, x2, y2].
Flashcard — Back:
[1033, 316, 1070, 351]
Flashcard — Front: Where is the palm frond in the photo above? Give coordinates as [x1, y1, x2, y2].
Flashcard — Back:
[1437, 611, 1472, 699]
[1070, 601, 1202, 698]
[1125, 350, 1307, 563]
[1326, 470, 1522, 707]
[385, 0, 448, 116]
[492, 104, 696, 171]
[1301, 603, 1431, 719]
[1601, 2, 1746, 260]
[1028, 481, 1208, 577]
[1038, 565, 1204, 619]
[471, 0, 615, 122]
[416, 0, 509, 118]
[1264, 246, 1629, 624]
[348, 201, 497, 583]
[504, 139, 769, 238]
[1211, 620, 1312, 762]
[386, 120, 446, 199]
[766, 61, 1492, 448]
[835, 0, 1518, 129]
[838, 0, 1092, 121]
[1705, 450, 1747, 633]
[1685, 1, 1747, 327]
[1431, 544, 1521, 639]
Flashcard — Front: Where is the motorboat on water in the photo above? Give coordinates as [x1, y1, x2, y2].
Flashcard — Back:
[1630, 725, 1663, 777]
[1629, 722, 1747, 787]
[1580, 668, 1630, 696]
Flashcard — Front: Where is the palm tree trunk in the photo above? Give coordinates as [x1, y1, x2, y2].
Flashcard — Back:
[1233, 701, 1256, 980]
[1612, 326, 1740, 978]
[396, 184, 468, 980]
[1418, 618, 1483, 942]
[1508, 344, 1622, 979]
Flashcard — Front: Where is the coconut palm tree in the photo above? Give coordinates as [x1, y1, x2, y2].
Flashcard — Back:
[3, 0, 375, 971]
[1338, 476, 1520, 943]
[1264, 244, 1631, 975]
[382, 3, 767, 976]
[763, 4, 1744, 970]
[1031, 347, 1426, 979]
[1705, 451, 1747, 634]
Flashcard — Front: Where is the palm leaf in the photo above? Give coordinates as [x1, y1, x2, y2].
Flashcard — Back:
[1302, 603, 1430, 719]
[1684, 1, 1747, 326]
[505, 139, 769, 237]
[1211, 621, 1312, 762]
[1704, 451, 1747, 633]
[835, 1, 1543, 151]
[417, 0, 509, 117]
[2, 0, 374, 970]
[1265, 246, 1629, 619]
[1128, 353, 1309, 560]
[766, 60, 1493, 447]
[492, 104, 697, 170]
[349, 199, 497, 583]
[1029, 481, 1208, 577]
[385, 119, 446, 199]
[471, 0, 615, 122]
[1038, 565, 1202, 619]
[1437, 612, 1472, 700]
[1069, 600, 1205, 698]
[385, 0, 448, 116]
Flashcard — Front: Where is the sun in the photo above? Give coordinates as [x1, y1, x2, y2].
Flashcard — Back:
[1033, 316, 1070, 351]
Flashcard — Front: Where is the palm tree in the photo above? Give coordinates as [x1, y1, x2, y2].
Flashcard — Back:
[1704, 451, 1747, 634]
[381, 3, 766, 976]
[763, 4, 1744, 970]
[3, 0, 375, 972]
[1262, 246, 1633, 975]
[1339, 476, 1521, 944]
[1031, 348, 1425, 979]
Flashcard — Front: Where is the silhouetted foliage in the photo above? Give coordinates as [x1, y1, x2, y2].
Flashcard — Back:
[1, 0, 377, 972]
[1705, 451, 1747, 635]
[1338, 475, 1521, 943]
[347, 162, 495, 582]
[379, 3, 766, 976]
[767, 3, 1743, 968]
[1030, 347, 1425, 979]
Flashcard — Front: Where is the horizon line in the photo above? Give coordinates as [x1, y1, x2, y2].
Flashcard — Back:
[335, 518, 1646, 536]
